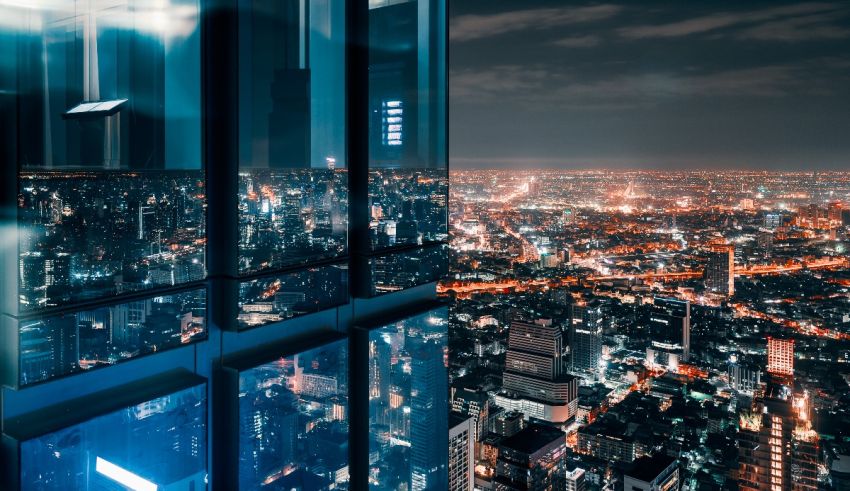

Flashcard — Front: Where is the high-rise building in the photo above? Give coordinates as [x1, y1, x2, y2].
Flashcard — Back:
[495, 319, 578, 423]
[728, 361, 763, 396]
[767, 337, 794, 377]
[449, 413, 475, 491]
[494, 423, 567, 491]
[410, 340, 449, 491]
[566, 467, 586, 491]
[570, 301, 604, 375]
[705, 245, 735, 297]
[646, 297, 691, 368]
[451, 383, 489, 443]
[623, 453, 679, 491]
[738, 381, 819, 491]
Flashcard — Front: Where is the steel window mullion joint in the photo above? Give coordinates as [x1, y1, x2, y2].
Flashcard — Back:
[203, 0, 240, 333]
[346, 0, 370, 488]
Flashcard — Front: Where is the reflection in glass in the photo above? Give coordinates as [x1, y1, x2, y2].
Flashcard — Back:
[368, 307, 448, 490]
[19, 288, 206, 386]
[8, 0, 204, 311]
[19, 383, 207, 490]
[238, 0, 348, 272]
[11, 0, 201, 171]
[368, 244, 448, 296]
[238, 265, 348, 329]
[368, 168, 448, 249]
[368, 0, 447, 250]
[238, 338, 349, 490]
[18, 172, 206, 312]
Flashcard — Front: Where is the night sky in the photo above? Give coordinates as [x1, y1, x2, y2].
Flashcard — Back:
[449, 1, 850, 170]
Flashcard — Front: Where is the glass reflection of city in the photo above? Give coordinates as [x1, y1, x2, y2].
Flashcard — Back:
[369, 307, 449, 490]
[237, 266, 348, 330]
[238, 339, 349, 490]
[19, 289, 206, 386]
[20, 383, 207, 490]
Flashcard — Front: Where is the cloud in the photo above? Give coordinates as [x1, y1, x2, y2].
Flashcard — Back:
[735, 12, 850, 41]
[452, 59, 850, 111]
[451, 4, 621, 42]
[618, 2, 847, 40]
[552, 35, 602, 48]
[451, 65, 550, 100]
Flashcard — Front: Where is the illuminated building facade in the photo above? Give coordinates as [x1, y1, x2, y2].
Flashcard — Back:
[705, 245, 735, 297]
[570, 301, 604, 375]
[497, 319, 578, 423]
[767, 337, 795, 378]
[449, 413, 475, 491]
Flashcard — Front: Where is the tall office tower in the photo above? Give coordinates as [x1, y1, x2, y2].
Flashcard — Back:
[646, 297, 691, 370]
[705, 245, 735, 297]
[623, 454, 679, 491]
[738, 381, 819, 491]
[566, 468, 586, 491]
[410, 341, 448, 491]
[494, 423, 567, 491]
[728, 361, 763, 396]
[449, 414, 475, 491]
[496, 319, 578, 423]
[764, 212, 783, 229]
[451, 383, 489, 443]
[767, 337, 795, 378]
[570, 301, 604, 375]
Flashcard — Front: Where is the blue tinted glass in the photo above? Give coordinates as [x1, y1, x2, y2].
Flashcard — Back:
[7, 0, 204, 312]
[238, 338, 349, 490]
[238, 265, 348, 329]
[368, 0, 447, 250]
[368, 307, 448, 490]
[18, 172, 206, 312]
[18, 288, 206, 386]
[238, 0, 348, 272]
[20, 383, 207, 490]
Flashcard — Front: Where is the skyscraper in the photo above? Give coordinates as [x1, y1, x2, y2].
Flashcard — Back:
[495, 319, 578, 423]
[410, 340, 449, 491]
[646, 297, 691, 370]
[494, 423, 567, 491]
[570, 301, 604, 375]
[449, 413, 475, 491]
[738, 380, 819, 491]
[767, 337, 795, 378]
[705, 245, 735, 296]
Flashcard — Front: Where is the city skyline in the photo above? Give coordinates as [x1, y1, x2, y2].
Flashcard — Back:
[450, 1, 850, 170]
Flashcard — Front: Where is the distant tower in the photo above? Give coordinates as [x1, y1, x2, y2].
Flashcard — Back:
[705, 245, 735, 297]
[766, 337, 794, 378]
[647, 297, 691, 369]
[570, 301, 603, 375]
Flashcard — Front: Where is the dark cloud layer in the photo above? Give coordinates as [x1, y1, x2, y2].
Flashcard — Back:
[450, 1, 850, 170]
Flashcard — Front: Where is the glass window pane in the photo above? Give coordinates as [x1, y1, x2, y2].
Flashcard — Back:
[368, 0, 447, 250]
[238, 0, 348, 273]
[237, 264, 348, 330]
[368, 306, 448, 490]
[238, 338, 349, 489]
[366, 244, 447, 296]
[17, 288, 206, 387]
[9, 0, 204, 312]
[18, 383, 207, 490]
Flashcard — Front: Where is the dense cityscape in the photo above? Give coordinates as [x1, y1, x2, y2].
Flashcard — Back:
[444, 170, 850, 491]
